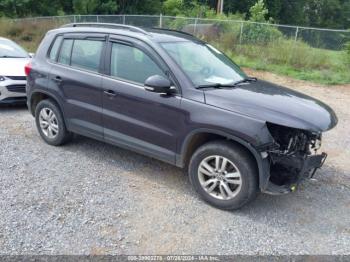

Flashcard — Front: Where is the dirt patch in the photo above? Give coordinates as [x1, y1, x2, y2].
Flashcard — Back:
[0, 72, 349, 255]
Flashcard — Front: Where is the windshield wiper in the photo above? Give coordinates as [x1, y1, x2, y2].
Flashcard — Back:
[233, 77, 257, 86]
[195, 83, 235, 89]
[195, 77, 257, 89]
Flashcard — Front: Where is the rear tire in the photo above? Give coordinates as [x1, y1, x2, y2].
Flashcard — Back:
[35, 99, 72, 146]
[188, 140, 258, 210]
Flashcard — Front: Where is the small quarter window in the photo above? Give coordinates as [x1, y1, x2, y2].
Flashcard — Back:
[49, 35, 63, 61]
[58, 39, 73, 65]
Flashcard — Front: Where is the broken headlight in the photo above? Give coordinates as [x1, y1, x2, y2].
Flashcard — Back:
[266, 122, 321, 156]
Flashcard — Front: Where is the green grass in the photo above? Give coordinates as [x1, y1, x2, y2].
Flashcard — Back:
[0, 18, 67, 52]
[232, 52, 350, 85]
[223, 40, 350, 85]
[1, 18, 349, 85]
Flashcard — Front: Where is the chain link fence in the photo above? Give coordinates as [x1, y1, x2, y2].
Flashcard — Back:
[10, 14, 349, 51]
[2, 14, 349, 84]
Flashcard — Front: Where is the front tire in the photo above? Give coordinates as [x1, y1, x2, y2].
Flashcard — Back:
[35, 99, 72, 146]
[188, 140, 258, 210]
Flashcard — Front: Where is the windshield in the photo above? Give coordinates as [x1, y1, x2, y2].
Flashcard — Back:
[160, 41, 247, 87]
[0, 39, 29, 58]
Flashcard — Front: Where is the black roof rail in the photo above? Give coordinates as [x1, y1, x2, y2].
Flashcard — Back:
[152, 27, 196, 37]
[61, 23, 150, 35]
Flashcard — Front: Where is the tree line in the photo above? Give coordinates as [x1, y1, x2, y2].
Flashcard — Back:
[0, 0, 349, 29]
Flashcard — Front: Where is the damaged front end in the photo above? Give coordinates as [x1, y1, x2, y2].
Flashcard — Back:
[261, 123, 327, 195]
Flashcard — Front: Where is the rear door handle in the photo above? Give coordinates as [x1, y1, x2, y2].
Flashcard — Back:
[104, 90, 117, 97]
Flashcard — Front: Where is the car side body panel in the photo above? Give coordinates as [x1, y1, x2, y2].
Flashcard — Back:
[25, 28, 279, 191]
[26, 26, 337, 195]
[102, 76, 184, 164]
[49, 64, 104, 140]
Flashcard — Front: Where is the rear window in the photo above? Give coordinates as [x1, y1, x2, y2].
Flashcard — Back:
[71, 39, 103, 72]
[56, 38, 103, 72]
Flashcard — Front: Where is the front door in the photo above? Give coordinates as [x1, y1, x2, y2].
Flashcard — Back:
[102, 37, 184, 164]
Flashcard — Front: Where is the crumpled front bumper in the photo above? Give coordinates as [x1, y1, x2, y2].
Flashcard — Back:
[263, 152, 328, 195]
[302, 153, 327, 178]
[272, 152, 327, 175]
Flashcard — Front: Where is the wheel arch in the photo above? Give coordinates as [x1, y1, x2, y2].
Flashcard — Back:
[29, 90, 64, 117]
[177, 128, 269, 190]
[28, 90, 71, 131]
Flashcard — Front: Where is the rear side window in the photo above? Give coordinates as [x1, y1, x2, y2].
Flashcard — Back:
[110, 43, 165, 84]
[49, 35, 63, 61]
[58, 39, 73, 65]
[71, 40, 103, 72]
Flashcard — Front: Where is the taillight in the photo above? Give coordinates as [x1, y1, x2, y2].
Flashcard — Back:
[24, 62, 32, 76]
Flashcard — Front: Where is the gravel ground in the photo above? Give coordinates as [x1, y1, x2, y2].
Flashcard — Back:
[0, 70, 349, 255]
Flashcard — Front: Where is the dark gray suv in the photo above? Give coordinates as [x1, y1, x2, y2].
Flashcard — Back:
[26, 23, 337, 210]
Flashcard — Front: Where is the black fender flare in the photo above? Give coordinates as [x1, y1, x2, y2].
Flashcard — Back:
[28, 89, 63, 114]
[28, 89, 69, 126]
[176, 128, 270, 190]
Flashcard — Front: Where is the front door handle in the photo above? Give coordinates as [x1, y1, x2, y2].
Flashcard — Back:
[104, 90, 117, 97]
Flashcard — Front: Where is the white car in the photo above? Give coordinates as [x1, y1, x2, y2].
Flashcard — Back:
[0, 37, 31, 104]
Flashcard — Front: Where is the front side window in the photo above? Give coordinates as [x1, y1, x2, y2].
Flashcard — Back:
[160, 41, 247, 87]
[71, 39, 103, 72]
[110, 43, 165, 84]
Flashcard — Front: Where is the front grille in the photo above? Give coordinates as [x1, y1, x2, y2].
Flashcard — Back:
[6, 76, 26, 81]
[6, 84, 26, 93]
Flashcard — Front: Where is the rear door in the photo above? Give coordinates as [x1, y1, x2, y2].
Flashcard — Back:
[49, 33, 107, 140]
[101, 36, 184, 164]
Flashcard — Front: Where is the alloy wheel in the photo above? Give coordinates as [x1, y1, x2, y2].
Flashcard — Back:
[198, 155, 242, 200]
[39, 108, 59, 139]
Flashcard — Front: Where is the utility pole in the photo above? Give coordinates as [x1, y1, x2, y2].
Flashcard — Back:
[217, 0, 224, 14]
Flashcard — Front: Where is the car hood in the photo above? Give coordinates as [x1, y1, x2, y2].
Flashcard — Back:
[0, 58, 30, 76]
[204, 80, 338, 132]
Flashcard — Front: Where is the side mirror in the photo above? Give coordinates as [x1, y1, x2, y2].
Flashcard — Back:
[144, 75, 175, 94]
[28, 53, 34, 58]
